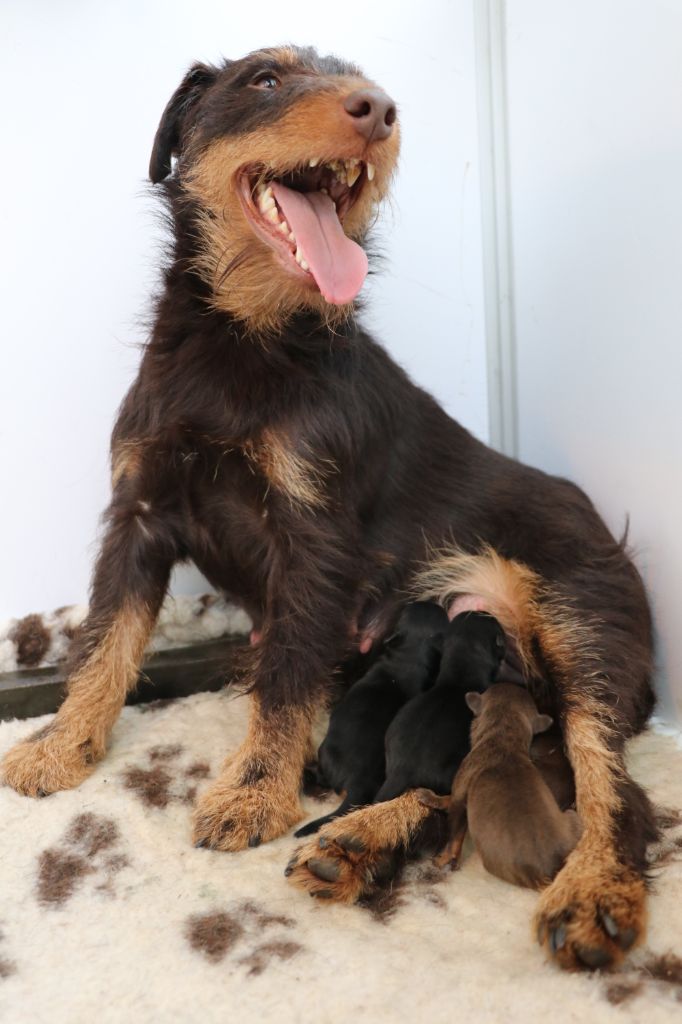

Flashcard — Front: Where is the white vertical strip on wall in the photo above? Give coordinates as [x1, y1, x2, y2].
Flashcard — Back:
[473, 0, 517, 457]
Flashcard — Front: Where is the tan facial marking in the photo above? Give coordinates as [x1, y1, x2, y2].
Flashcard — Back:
[182, 82, 399, 333]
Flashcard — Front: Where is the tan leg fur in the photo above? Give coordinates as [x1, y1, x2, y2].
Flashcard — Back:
[192, 697, 317, 851]
[2, 603, 153, 797]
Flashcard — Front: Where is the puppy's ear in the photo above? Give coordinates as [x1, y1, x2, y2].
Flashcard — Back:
[465, 691, 483, 716]
[149, 62, 218, 183]
[532, 713, 553, 735]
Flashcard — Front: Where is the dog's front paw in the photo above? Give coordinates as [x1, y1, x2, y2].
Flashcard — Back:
[2, 723, 97, 797]
[192, 772, 303, 851]
[535, 857, 646, 971]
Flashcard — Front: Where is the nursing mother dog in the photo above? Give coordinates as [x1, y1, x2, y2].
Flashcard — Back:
[3, 46, 657, 972]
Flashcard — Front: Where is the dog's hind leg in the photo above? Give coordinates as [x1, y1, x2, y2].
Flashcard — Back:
[3, 465, 176, 796]
[287, 791, 434, 901]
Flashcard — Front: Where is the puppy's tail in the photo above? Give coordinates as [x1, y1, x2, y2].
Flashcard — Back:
[294, 796, 354, 838]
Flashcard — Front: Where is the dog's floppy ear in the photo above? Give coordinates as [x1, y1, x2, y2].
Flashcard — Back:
[149, 62, 218, 183]
[465, 691, 483, 716]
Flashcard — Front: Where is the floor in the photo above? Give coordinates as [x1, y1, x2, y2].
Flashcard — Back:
[1, 689, 681, 1024]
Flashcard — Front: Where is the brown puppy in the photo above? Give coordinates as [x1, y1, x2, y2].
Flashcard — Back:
[418, 683, 582, 888]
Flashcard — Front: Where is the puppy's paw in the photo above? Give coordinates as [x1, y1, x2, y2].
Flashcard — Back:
[2, 724, 97, 797]
[192, 773, 303, 852]
[535, 859, 646, 971]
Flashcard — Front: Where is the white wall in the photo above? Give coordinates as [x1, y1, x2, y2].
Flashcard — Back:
[0, 0, 488, 620]
[504, 0, 682, 721]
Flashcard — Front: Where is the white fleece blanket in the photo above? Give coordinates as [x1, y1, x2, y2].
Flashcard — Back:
[0, 691, 681, 1024]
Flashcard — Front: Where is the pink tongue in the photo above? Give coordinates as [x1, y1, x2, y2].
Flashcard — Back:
[270, 183, 368, 305]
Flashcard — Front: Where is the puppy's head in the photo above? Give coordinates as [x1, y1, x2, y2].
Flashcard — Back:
[466, 684, 553, 739]
[150, 46, 400, 333]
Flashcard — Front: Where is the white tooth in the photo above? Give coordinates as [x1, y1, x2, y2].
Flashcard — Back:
[309, 158, 319, 167]
[265, 207, 280, 224]
[367, 163, 375, 181]
[278, 220, 290, 234]
[255, 182, 266, 195]
[320, 187, 328, 195]
[346, 164, 361, 187]
[300, 258, 309, 271]
[289, 230, 296, 241]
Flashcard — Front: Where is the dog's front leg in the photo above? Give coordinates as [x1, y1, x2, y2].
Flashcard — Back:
[3, 465, 176, 796]
[192, 514, 358, 851]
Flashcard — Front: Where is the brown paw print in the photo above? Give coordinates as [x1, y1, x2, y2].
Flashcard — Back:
[121, 744, 210, 809]
[186, 900, 303, 976]
[36, 812, 129, 907]
[605, 951, 682, 1006]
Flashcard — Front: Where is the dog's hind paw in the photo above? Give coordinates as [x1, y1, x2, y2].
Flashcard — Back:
[535, 857, 646, 971]
[286, 791, 430, 902]
[2, 723, 97, 797]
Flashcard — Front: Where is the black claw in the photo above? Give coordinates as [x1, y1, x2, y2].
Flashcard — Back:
[248, 834, 262, 848]
[337, 834, 366, 854]
[599, 908, 619, 940]
[575, 945, 613, 970]
[618, 927, 637, 951]
[284, 855, 298, 877]
[307, 857, 341, 883]
[195, 838, 209, 849]
[36, 788, 47, 799]
[549, 923, 567, 954]
[312, 888, 334, 899]
[318, 836, 330, 849]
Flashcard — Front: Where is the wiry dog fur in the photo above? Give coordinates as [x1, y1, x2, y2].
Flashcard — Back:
[2, 45, 658, 972]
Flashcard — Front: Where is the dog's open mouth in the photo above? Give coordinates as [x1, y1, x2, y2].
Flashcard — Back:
[239, 159, 373, 305]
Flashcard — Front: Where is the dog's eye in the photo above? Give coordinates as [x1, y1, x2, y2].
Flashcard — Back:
[251, 73, 280, 90]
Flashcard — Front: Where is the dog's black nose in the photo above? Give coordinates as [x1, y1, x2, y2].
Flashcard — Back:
[343, 88, 397, 142]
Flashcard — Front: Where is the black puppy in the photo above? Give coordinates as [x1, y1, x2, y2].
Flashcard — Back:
[295, 601, 448, 837]
[374, 612, 505, 802]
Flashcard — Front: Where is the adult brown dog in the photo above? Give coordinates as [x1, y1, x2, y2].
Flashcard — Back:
[2, 46, 658, 971]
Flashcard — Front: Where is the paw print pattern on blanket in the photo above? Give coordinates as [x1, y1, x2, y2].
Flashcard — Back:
[36, 812, 130, 906]
[186, 900, 303, 976]
[120, 743, 210, 809]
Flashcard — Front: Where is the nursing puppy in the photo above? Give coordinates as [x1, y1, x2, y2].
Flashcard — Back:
[418, 683, 582, 888]
[295, 601, 447, 837]
[374, 612, 505, 802]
